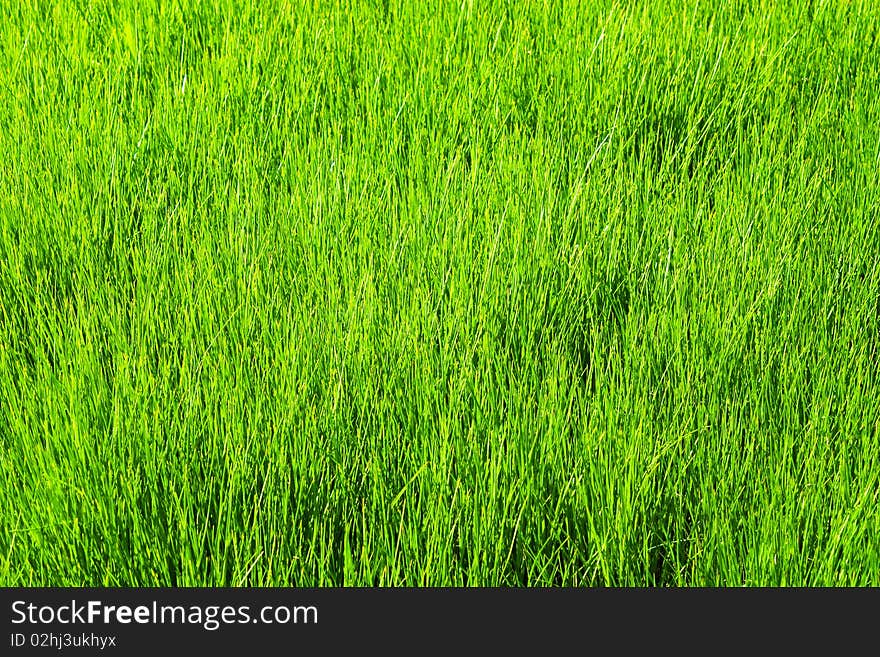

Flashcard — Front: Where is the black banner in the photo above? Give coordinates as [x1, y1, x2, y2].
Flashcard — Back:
[1, 588, 875, 654]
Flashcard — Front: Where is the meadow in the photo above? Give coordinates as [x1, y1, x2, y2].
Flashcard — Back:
[1, 0, 879, 585]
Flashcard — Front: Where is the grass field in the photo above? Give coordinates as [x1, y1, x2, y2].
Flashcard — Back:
[1, 0, 879, 586]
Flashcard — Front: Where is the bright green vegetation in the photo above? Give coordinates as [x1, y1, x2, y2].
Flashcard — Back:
[1, 0, 879, 586]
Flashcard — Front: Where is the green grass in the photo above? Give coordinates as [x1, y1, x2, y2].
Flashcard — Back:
[1, 0, 879, 586]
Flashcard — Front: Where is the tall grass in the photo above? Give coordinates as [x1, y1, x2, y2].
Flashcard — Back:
[1, 0, 879, 585]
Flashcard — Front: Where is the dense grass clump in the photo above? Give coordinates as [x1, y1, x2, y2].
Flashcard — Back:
[1, 0, 879, 585]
